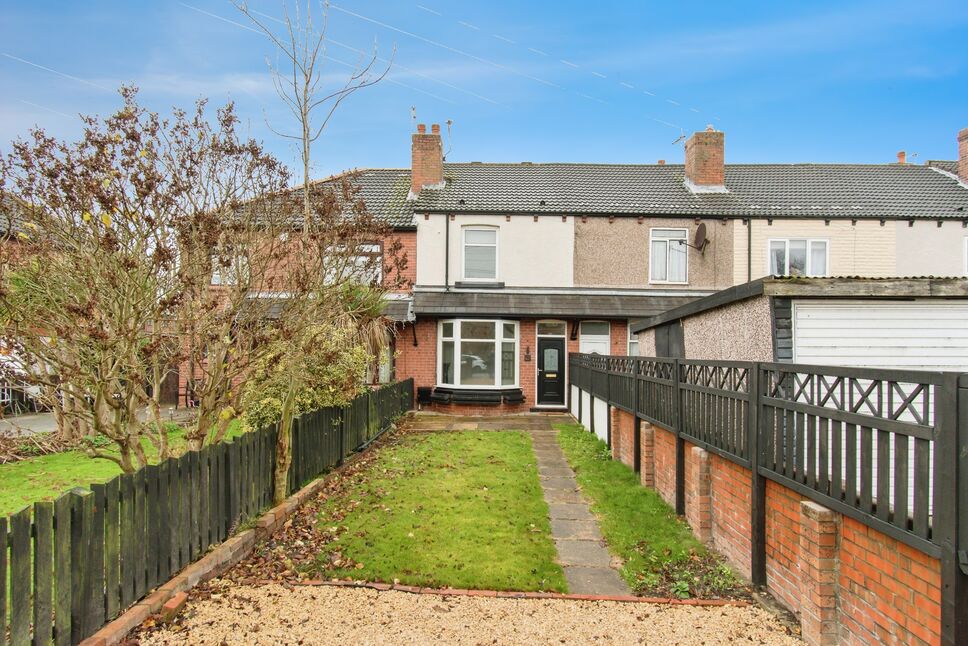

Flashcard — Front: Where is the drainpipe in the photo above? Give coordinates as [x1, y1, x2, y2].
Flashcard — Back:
[444, 213, 450, 291]
[747, 218, 752, 283]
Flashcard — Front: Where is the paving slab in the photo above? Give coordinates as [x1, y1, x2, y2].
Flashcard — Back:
[543, 489, 586, 504]
[550, 518, 603, 540]
[554, 539, 613, 568]
[563, 566, 632, 597]
[540, 476, 579, 490]
[547, 503, 596, 521]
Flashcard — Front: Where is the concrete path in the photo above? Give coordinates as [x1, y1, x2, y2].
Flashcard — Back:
[530, 427, 630, 596]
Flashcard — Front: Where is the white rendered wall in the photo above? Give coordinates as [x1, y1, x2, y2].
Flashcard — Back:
[415, 213, 575, 287]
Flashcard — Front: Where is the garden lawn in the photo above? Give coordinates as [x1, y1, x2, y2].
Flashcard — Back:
[0, 421, 244, 517]
[555, 423, 746, 599]
[315, 430, 567, 592]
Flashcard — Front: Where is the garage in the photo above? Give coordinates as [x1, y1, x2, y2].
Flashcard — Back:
[792, 300, 968, 371]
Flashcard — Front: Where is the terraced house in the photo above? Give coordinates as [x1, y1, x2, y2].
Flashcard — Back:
[349, 124, 968, 413]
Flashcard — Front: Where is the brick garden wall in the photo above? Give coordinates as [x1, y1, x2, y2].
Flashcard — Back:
[652, 424, 677, 508]
[607, 405, 943, 646]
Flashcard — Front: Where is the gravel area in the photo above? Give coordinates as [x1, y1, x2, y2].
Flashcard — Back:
[136, 583, 801, 645]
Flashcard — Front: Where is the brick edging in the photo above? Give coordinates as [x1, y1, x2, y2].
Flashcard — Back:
[290, 579, 750, 607]
[79, 475, 334, 646]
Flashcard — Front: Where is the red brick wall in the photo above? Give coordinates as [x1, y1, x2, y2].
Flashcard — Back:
[838, 517, 941, 645]
[653, 425, 677, 508]
[385, 231, 416, 293]
[610, 407, 635, 468]
[765, 479, 802, 614]
[709, 454, 752, 579]
[684, 446, 712, 543]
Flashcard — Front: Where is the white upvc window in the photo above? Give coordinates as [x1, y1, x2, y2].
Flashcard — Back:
[324, 242, 383, 285]
[628, 326, 639, 356]
[462, 226, 498, 281]
[649, 228, 688, 284]
[211, 255, 249, 286]
[768, 239, 828, 277]
[579, 321, 610, 355]
[438, 319, 518, 388]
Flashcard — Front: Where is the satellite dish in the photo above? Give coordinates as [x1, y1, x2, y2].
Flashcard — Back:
[676, 223, 711, 253]
[694, 223, 709, 253]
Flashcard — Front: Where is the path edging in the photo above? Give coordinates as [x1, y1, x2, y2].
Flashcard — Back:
[79, 475, 333, 646]
[290, 579, 750, 607]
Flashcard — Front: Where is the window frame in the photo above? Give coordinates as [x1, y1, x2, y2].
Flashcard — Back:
[649, 228, 689, 284]
[461, 226, 499, 282]
[437, 318, 519, 389]
[579, 320, 611, 355]
[767, 238, 829, 277]
[627, 325, 639, 356]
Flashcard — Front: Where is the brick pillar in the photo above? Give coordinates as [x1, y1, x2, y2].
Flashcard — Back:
[685, 446, 712, 543]
[799, 501, 840, 646]
[640, 423, 655, 488]
[610, 407, 622, 461]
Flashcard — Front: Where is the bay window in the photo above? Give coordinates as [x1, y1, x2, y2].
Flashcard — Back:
[650, 228, 688, 283]
[439, 319, 518, 388]
[768, 239, 828, 277]
[462, 227, 498, 281]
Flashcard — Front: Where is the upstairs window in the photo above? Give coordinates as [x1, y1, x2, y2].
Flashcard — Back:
[769, 239, 828, 277]
[324, 243, 383, 285]
[462, 227, 498, 281]
[211, 255, 249, 286]
[650, 228, 688, 283]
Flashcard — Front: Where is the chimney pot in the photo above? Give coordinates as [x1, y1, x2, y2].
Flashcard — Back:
[431, 123, 440, 134]
[684, 127, 725, 191]
[897, 151, 906, 164]
[959, 127, 968, 183]
[417, 123, 426, 134]
[658, 159, 666, 165]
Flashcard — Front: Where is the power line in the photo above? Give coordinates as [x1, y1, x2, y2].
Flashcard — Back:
[1, 52, 112, 92]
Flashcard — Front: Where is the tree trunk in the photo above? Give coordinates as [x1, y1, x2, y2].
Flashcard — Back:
[272, 376, 298, 505]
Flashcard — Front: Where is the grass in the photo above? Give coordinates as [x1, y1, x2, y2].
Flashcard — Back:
[555, 423, 746, 599]
[314, 430, 567, 592]
[0, 420, 244, 517]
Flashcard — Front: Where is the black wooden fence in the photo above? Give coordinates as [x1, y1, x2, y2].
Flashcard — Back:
[0, 379, 413, 646]
[570, 353, 968, 644]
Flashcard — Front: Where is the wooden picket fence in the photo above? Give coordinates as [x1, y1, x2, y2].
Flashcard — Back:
[0, 379, 413, 645]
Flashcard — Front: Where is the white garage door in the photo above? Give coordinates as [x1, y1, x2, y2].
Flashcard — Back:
[793, 300, 968, 371]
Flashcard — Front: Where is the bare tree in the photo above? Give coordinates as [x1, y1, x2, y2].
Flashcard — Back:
[0, 89, 292, 470]
[235, 0, 393, 230]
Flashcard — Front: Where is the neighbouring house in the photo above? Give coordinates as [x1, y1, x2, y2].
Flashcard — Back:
[323, 123, 966, 413]
[630, 276, 968, 371]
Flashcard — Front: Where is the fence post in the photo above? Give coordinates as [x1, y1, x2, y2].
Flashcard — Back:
[673, 358, 685, 516]
[938, 373, 968, 645]
[337, 407, 346, 466]
[633, 359, 642, 474]
[748, 363, 767, 586]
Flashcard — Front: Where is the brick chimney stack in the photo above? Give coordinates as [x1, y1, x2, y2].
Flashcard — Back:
[897, 151, 906, 164]
[959, 128, 968, 183]
[684, 125, 726, 193]
[410, 123, 443, 199]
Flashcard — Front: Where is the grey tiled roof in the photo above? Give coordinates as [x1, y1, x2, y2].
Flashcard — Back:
[411, 163, 968, 220]
[927, 160, 959, 175]
[336, 161, 968, 228]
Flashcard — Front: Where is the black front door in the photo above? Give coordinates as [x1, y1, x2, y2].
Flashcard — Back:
[537, 337, 566, 406]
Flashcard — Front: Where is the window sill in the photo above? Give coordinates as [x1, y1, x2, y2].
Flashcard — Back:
[454, 281, 505, 289]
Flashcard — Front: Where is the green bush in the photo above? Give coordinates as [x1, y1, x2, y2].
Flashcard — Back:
[240, 325, 371, 430]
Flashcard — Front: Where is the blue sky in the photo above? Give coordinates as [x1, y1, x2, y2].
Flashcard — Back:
[2, 0, 967, 178]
